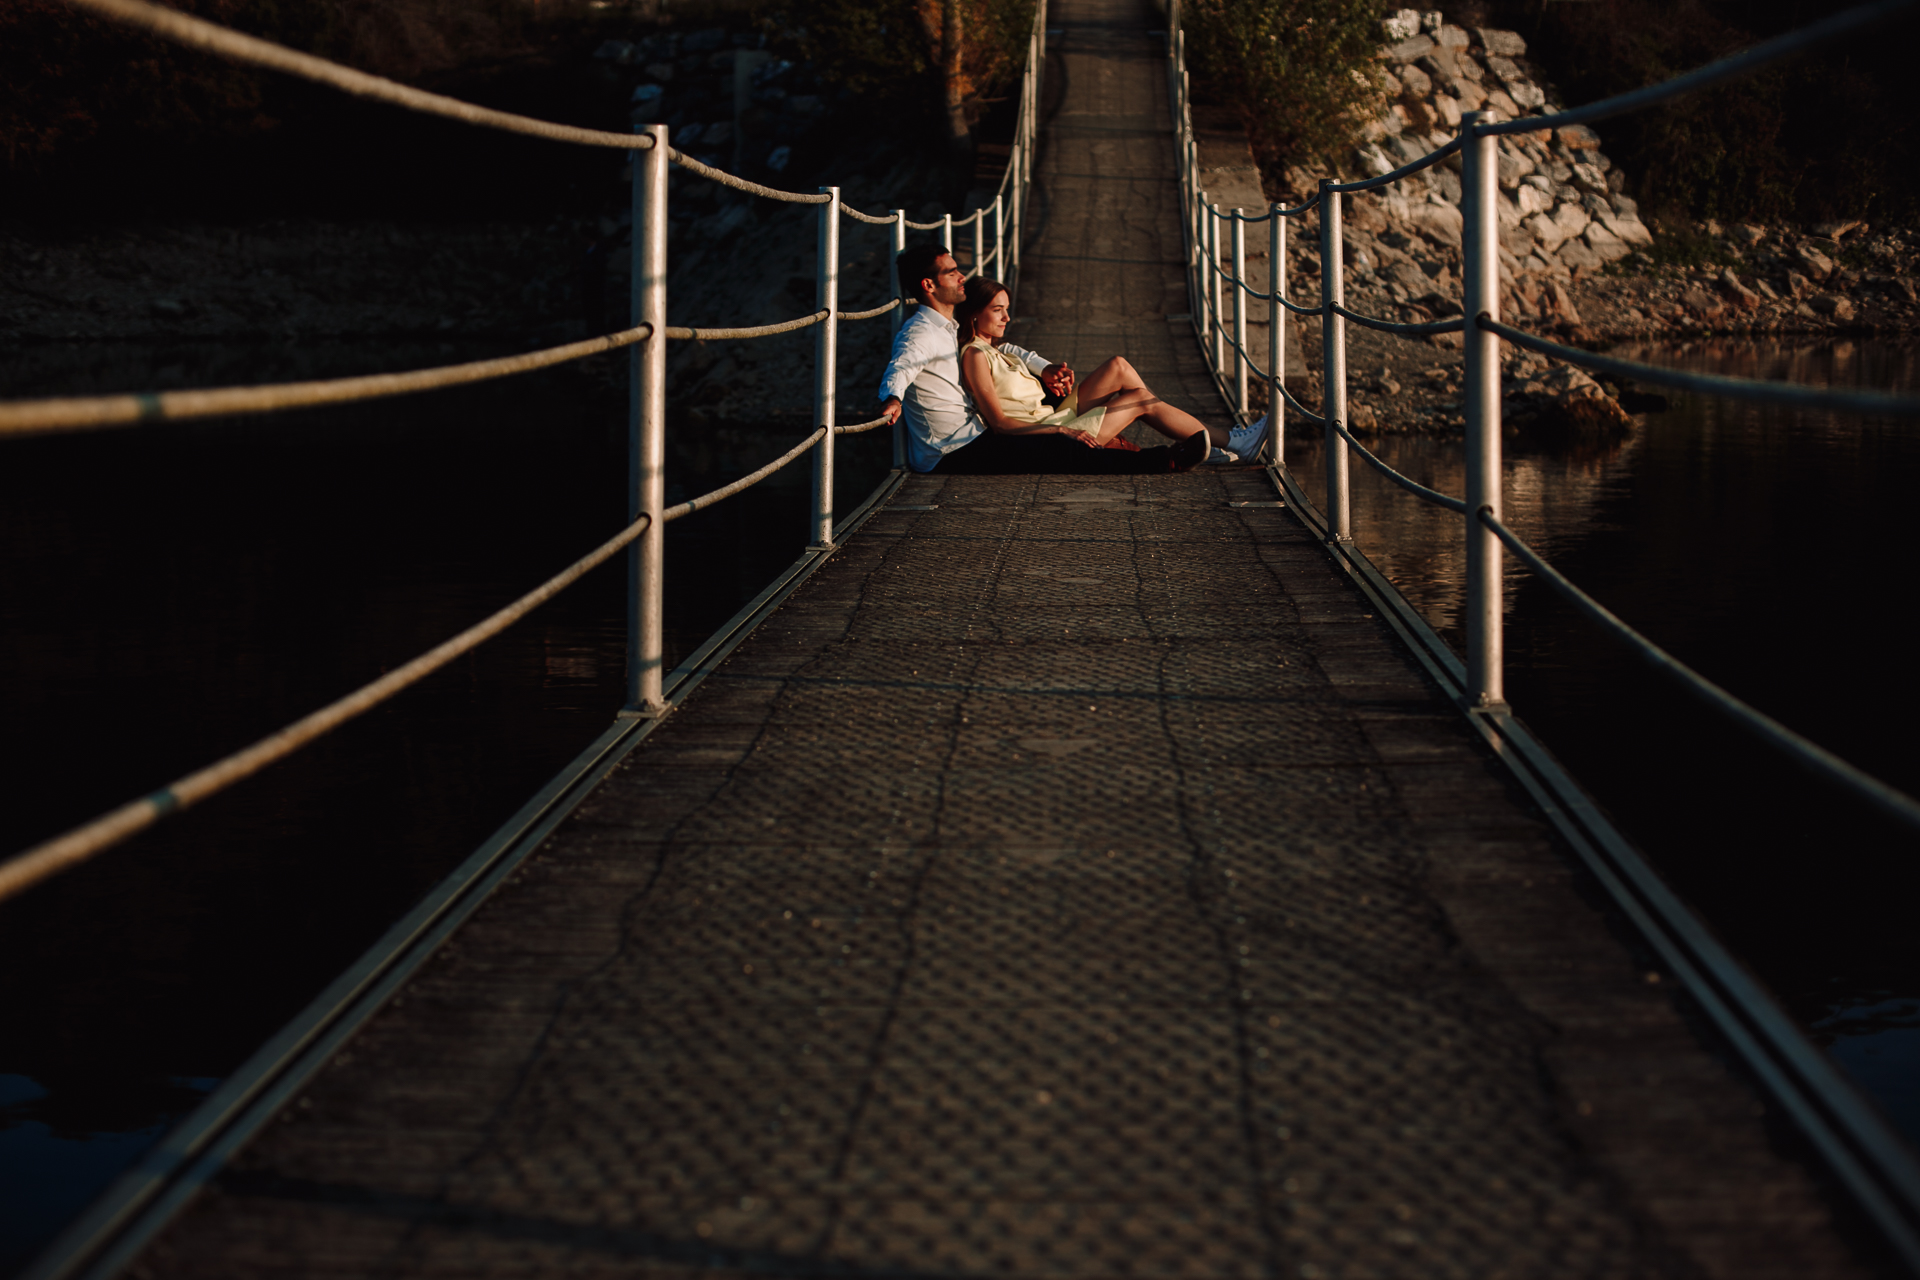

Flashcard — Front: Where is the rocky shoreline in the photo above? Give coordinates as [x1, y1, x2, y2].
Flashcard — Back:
[1255, 10, 1917, 442]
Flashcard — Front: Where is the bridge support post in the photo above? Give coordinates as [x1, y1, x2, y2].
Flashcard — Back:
[1462, 113, 1505, 708]
[1206, 205, 1223, 375]
[626, 124, 669, 716]
[811, 186, 841, 549]
[890, 209, 908, 471]
[1268, 202, 1284, 467]
[972, 208, 985, 279]
[993, 194, 1004, 284]
[1319, 181, 1351, 543]
[1232, 208, 1248, 420]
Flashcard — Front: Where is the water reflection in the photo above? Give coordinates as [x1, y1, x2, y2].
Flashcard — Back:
[1291, 336, 1920, 1149]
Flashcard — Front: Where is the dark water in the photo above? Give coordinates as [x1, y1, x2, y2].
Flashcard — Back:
[0, 339, 891, 1273]
[1290, 336, 1920, 1150]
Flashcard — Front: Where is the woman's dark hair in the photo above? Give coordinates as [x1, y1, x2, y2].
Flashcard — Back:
[955, 276, 1009, 344]
[895, 243, 950, 302]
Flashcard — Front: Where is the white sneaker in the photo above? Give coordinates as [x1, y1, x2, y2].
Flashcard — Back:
[1227, 414, 1268, 458]
[1205, 445, 1239, 465]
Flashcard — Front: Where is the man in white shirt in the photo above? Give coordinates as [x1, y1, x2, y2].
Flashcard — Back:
[877, 245, 1204, 474]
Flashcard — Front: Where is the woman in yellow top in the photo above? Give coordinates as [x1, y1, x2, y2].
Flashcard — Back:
[955, 276, 1233, 470]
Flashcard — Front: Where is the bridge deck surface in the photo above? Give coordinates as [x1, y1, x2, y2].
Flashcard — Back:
[131, 1, 1872, 1277]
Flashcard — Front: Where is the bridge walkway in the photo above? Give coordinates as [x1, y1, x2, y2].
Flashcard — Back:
[130, 0, 1871, 1276]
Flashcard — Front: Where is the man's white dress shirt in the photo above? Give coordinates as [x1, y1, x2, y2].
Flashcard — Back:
[878, 306, 1052, 473]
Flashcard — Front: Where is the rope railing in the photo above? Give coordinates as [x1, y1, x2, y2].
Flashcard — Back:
[64, 0, 1023, 224]
[666, 311, 827, 341]
[0, 506, 653, 906]
[662, 428, 826, 522]
[0, 323, 651, 438]
[839, 299, 904, 322]
[667, 150, 831, 202]
[65, 0, 656, 151]
[0, 297, 918, 437]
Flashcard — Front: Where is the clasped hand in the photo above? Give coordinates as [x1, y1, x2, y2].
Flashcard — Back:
[1041, 363, 1075, 398]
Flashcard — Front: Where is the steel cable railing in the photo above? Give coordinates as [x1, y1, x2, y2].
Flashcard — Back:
[1480, 509, 1920, 834]
[1330, 420, 1468, 514]
[1482, 316, 1920, 416]
[1168, 0, 1920, 1261]
[1330, 303, 1465, 337]
[0, 0, 1050, 897]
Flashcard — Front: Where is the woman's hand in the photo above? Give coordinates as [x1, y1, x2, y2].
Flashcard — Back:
[1058, 425, 1101, 448]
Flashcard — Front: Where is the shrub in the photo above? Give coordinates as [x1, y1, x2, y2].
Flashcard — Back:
[1180, 0, 1389, 175]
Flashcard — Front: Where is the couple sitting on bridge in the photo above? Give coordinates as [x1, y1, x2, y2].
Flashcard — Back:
[877, 244, 1266, 474]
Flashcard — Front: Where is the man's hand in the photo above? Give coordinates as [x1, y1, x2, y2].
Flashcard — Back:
[879, 396, 902, 426]
[1041, 363, 1074, 397]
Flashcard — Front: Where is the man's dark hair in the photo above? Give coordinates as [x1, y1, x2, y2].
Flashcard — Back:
[896, 243, 951, 302]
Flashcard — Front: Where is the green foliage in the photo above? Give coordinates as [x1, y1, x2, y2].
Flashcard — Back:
[1181, 0, 1389, 173]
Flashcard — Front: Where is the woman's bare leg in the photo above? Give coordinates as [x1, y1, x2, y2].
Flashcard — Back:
[1074, 356, 1226, 446]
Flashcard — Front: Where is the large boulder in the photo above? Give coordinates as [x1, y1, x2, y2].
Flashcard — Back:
[1583, 221, 1632, 263]
[1476, 28, 1527, 56]
[1719, 268, 1762, 311]
[1388, 34, 1435, 63]
[1526, 211, 1570, 252]
[1795, 243, 1835, 280]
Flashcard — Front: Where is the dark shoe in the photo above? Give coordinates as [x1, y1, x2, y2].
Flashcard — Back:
[1171, 431, 1210, 471]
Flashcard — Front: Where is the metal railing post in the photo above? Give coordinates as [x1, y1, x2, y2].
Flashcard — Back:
[627, 125, 669, 715]
[1268, 203, 1284, 466]
[1462, 113, 1505, 707]
[972, 208, 985, 279]
[1319, 181, 1350, 543]
[942, 212, 953, 259]
[1207, 204, 1223, 375]
[890, 208, 908, 470]
[993, 193, 1004, 278]
[812, 186, 840, 548]
[1232, 208, 1248, 419]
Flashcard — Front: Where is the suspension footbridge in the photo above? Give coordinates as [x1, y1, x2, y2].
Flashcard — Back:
[6, 0, 1920, 1276]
